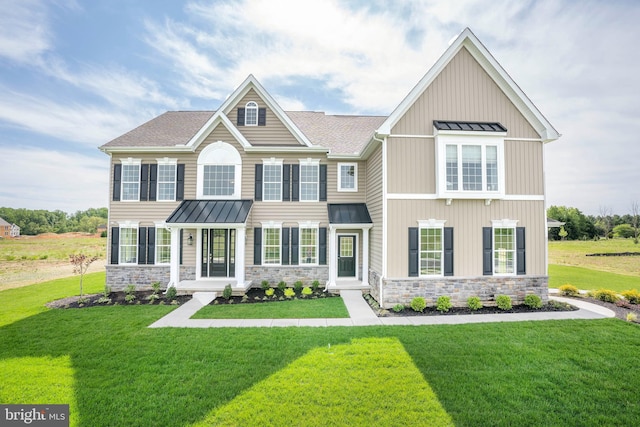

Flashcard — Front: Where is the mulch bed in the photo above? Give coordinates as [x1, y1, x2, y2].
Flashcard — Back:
[208, 288, 339, 305]
[563, 295, 640, 322]
[46, 290, 191, 309]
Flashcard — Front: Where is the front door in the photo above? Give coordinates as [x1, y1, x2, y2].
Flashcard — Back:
[201, 229, 235, 277]
[337, 235, 356, 277]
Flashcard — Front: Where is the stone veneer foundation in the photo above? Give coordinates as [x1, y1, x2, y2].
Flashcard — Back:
[246, 266, 329, 286]
[106, 266, 195, 290]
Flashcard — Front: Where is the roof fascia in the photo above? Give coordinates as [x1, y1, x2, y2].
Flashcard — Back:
[221, 74, 313, 147]
[99, 145, 195, 154]
[244, 146, 328, 154]
[377, 28, 559, 143]
[185, 113, 251, 150]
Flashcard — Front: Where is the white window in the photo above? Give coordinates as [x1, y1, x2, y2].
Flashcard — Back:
[493, 227, 515, 275]
[119, 226, 138, 264]
[263, 159, 283, 201]
[418, 219, 446, 276]
[156, 159, 177, 201]
[338, 163, 357, 192]
[300, 159, 319, 201]
[197, 142, 242, 199]
[245, 101, 258, 126]
[262, 226, 281, 265]
[300, 226, 318, 265]
[436, 130, 505, 199]
[121, 160, 141, 201]
[155, 227, 171, 264]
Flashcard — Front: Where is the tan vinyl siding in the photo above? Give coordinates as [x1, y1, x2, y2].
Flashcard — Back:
[365, 143, 383, 273]
[386, 199, 546, 277]
[505, 139, 544, 195]
[387, 137, 435, 194]
[392, 47, 539, 139]
[227, 88, 302, 146]
[326, 160, 366, 202]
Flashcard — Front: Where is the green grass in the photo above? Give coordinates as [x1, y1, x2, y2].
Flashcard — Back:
[0, 236, 105, 261]
[549, 264, 640, 292]
[549, 239, 640, 277]
[192, 297, 349, 319]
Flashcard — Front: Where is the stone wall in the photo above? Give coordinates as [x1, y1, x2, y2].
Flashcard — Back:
[246, 266, 329, 287]
[379, 276, 549, 309]
[368, 268, 382, 302]
[105, 266, 195, 290]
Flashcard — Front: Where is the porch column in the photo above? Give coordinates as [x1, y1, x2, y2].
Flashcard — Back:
[235, 226, 246, 287]
[362, 227, 370, 283]
[169, 227, 181, 287]
[328, 226, 337, 287]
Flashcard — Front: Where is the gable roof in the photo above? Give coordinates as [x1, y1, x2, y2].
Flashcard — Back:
[377, 28, 560, 142]
[0, 217, 11, 227]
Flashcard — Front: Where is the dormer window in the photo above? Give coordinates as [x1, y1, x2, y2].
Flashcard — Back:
[245, 101, 258, 126]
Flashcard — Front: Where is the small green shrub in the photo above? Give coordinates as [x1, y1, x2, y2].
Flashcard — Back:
[284, 288, 295, 299]
[301, 287, 313, 297]
[293, 280, 304, 293]
[147, 293, 160, 303]
[621, 289, 640, 304]
[222, 284, 233, 300]
[626, 312, 638, 323]
[124, 293, 136, 303]
[436, 296, 452, 313]
[241, 295, 249, 303]
[265, 288, 275, 297]
[77, 296, 89, 306]
[277, 281, 287, 293]
[311, 280, 321, 292]
[151, 281, 161, 294]
[524, 294, 543, 309]
[410, 297, 426, 313]
[392, 304, 405, 313]
[496, 295, 512, 311]
[261, 280, 270, 291]
[165, 286, 177, 301]
[102, 284, 111, 298]
[594, 289, 618, 303]
[467, 296, 483, 311]
[124, 285, 136, 303]
[96, 296, 111, 304]
[559, 284, 579, 297]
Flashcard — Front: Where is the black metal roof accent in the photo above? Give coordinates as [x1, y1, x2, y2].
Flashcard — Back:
[327, 203, 372, 224]
[166, 200, 253, 224]
[434, 120, 507, 132]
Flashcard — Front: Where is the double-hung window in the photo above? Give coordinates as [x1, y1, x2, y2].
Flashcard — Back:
[300, 226, 318, 265]
[493, 226, 515, 275]
[121, 160, 141, 201]
[263, 160, 282, 201]
[245, 101, 258, 126]
[155, 227, 171, 265]
[157, 160, 177, 201]
[262, 226, 281, 265]
[418, 220, 446, 276]
[300, 160, 319, 201]
[119, 226, 138, 264]
[338, 163, 357, 192]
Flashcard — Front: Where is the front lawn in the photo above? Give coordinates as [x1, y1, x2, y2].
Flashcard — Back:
[549, 264, 640, 292]
[192, 296, 349, 319]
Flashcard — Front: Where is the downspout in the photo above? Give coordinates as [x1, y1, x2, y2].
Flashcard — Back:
[372, 132, 386, 308]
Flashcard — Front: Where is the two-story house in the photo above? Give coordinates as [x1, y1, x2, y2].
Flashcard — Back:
[100, 29, 559, 308]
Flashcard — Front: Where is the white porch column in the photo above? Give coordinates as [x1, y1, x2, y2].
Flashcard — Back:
[362, 227, 370, 283]
[328, 226, 337, 287]
[235, 226, 246, 287]
[169, 227, 181, 287]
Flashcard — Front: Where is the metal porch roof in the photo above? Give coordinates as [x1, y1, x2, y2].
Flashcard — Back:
[434, 120, 507, 132]
[327, 203, 372, 224]
[166, 200, 253, 224]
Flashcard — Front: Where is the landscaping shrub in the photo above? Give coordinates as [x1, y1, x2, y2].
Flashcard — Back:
[261, 280, 270, 291]
[594, 289, 618, 303]
[124, 284, 136, 303]
[559, 284, 579, 297]
[301, 287, 313, 297]
[277, 281, 287, 293]
[165, 286, 177, 301]
[294, 281, 304, 293]
[222, 284, 233, 300]
[496, 295, 512, 311]
[436, 296, 452, 313]
[284, 288, 295, 299]
[410, 297, 426, 313]
[524, 294, 543, 309]
[265, 288, 275, 297]
[392, 304, 405, 313]
[626, 312, 638, 323]
[621, 289, 640, 304]
[311, 280, 321, 292]
[467, 296, 482, 311]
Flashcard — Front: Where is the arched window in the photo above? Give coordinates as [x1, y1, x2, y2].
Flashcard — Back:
[197, 141, 242, 199]
[245, 101, 258, 126]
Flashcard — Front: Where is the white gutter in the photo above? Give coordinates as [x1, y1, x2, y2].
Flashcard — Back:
[372, 132, 387, 308]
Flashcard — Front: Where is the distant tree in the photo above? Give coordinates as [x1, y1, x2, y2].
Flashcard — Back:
[598, 206, 613, 239]
[547, 206, 597, 240]
[558, 226, 568, 240]
[631, 201, 639, 244]
[613, 224, 635, 239]
[0, 207, 107, 235]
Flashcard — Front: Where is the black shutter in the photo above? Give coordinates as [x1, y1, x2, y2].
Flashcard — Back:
[282, 164, 290, 201]
[237, 108, 245, 126]
[516, 227, 526, 275]
[258, 108, 266, 126]
[319, 227, 327, 265]
[110, 227, 119, 264]
[147, 227, 156, 265]
[112, 164, 122, 201]
[138, 227, 147, 264]
[444, 227, 454, 276]
[179, 229, 184, 265]
[483, 227, 493, 275]
[254, 227, 262, 265]
[282, 227, 290, 265]
[140, 164, 149, 201]
[291, 227, 299, 265]
[291, 165, 299, 201]
[149, 164, 157, 201]
[319, 164, 327, 201]
[176, 164, 185, 201]
[408, 227, 419, 277]
[255, 164, 263, 201]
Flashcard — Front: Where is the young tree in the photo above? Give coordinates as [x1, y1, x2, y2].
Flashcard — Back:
[598, 205, 613, 239]
[558, 226, 568, 241]
[70, 253, 98, 302]
[632, 201, 639, 244]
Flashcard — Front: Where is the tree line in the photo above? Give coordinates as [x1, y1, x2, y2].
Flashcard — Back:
[0, 207, 108, 236]
[547, 204, 640, 242]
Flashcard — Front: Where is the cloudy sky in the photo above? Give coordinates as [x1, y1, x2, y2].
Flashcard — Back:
[0, 0, 638, 215]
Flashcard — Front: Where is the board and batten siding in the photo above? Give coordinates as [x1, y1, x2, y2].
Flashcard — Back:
[387, 137, 435, 194]
[385, 199, 546, 278]
[227, 88, 302, 146]
[505, 139, 544, 195]
[365, 143, 383, 273]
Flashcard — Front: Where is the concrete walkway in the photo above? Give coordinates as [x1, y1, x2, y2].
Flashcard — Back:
[148, 291, 615, 329]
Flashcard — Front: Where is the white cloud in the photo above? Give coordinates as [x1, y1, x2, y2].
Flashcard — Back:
[0, 0, 51, 64]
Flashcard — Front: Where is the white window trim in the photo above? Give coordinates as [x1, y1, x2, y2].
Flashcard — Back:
[417, 219, 446, 277]
[262, 158, 283, 202]
[118, 221, 139, 265]
[491, 219, 518, 276]
[261, 221, 282, 266]
[337, 162, 358, 192]
[154, 224, 171, 265]
[120, 158, 141, 202]
[299, 158, 320, 202]
[435, 130, 505, 200]
[196, 141, 242, 200]
[298, 221, 320, 266]
[245, 101, 258, 126]
[156, 158, 178, 202]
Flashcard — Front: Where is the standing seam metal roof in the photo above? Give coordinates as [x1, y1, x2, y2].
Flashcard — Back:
[166, 200, 253, 224]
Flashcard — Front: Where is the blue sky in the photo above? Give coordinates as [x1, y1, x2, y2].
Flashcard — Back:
[0, 0, 638, 215]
